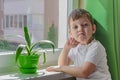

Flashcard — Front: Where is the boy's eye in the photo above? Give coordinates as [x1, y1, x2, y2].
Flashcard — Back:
[81, 23, 89, 27]
[73, 25, 78, 29]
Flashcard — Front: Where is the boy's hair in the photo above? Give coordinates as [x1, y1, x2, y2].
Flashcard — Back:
[68, 9, 94, 25]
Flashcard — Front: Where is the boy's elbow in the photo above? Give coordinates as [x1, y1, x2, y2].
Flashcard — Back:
[77, 71, 90, 78]
[80, 72, 89, 78]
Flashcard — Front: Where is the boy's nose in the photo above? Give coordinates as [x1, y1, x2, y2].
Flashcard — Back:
[78, 26, 83, 31]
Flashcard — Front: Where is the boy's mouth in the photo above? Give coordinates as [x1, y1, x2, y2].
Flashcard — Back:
[78, 32, 85, 36]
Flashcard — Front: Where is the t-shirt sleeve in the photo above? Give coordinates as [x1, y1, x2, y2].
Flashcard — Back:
[85, 43, 106, 66]
[68, 48, 75, 61]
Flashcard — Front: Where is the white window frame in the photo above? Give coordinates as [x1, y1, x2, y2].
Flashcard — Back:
[58, 0, 67, 48]
[58, 0, 73, 48]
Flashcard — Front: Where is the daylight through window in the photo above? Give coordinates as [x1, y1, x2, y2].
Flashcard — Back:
[0, 0, 73, 52]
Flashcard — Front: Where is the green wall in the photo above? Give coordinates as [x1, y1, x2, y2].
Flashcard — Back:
[85, 0, 120, 80]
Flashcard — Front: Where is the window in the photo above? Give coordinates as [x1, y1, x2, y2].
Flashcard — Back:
[0, 0, 75, 72]
[0, 0, 74, 52]
[4, 15, 27, 29]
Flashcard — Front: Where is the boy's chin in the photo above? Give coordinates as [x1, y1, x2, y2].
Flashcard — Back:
[78, 39, 89, 45]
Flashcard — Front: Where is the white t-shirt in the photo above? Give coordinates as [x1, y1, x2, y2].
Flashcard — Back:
[68, 39, 111, 80]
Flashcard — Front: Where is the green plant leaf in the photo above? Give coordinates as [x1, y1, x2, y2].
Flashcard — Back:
[43, 52, 46, 64]
[26, 45, 30, 55]
[31, 40, 55, 53]
[31, 48, 42, 55]
[15, 45, 25, 63]
[15, 26, 55, 66]
[24, 26, 31, 49]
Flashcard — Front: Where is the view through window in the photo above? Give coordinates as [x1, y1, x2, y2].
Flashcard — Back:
[0, 0, 72, 52]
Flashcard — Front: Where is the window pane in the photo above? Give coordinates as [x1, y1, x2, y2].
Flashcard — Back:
[6, 15, 9, 28]
[0, 0, 70, 52]
[10, 15, 13, 28]
[23, 15, 27, 27]
[14, 15, 17, 28]
[19, 15, 22, 28]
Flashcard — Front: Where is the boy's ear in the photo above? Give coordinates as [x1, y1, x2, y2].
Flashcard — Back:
[92, 24, 96, 34]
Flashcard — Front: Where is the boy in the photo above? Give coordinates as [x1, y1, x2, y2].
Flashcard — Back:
[46, 9, 111, 80]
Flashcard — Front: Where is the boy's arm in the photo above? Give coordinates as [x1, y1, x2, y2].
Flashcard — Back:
[58, 38, 79, 66]
[58, 45, 71, 66]
[60, 62, 95, 78]
[47, 62, 95, 78]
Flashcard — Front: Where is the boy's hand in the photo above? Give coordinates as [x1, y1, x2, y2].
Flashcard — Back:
[46, 66, 62, 72]
[66, 37, 79, 49]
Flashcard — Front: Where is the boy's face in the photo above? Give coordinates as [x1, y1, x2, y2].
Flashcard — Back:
[69, 16, 96, 45]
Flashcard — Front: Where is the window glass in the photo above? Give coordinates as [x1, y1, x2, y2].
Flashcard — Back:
[14, 15, 17, 28]
[0, 0, 3, 11]
[0, 0, 72, 52]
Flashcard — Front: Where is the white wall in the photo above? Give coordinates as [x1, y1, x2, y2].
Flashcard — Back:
[4, 0, 45, 42]
[4, 0, 44, 14]
[27, 0, 44, 41]
[4, 0, 28, 14]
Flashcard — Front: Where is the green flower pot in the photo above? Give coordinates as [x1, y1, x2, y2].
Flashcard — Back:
[18, 54, 40, 74]
[20, 67, 37, 74]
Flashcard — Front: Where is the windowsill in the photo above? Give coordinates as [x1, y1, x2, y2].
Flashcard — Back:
[0, 49, 76, 80]
[0, 49, 61, 73]
[0, 68, 75, 80]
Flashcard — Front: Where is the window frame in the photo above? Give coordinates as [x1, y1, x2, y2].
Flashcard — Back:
[58, 0, 73, 48]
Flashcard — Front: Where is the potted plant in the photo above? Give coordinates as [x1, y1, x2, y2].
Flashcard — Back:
[15, 26, 55, 74]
